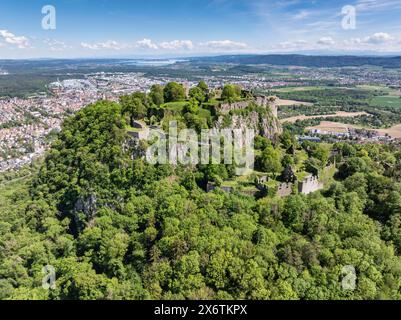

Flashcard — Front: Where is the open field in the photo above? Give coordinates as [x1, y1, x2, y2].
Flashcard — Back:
[389, 90, 401, 97]
[274, 86, 373, 93]
[357, 84, 401, 107]
[369, 96, 401, 108]
[357, 85, 401, 96]
[377, 125, 401, 139]
[357, 85, 392, 91]
[280, 111, 370, 124]
[308, 121, 401, 139]
[274, 86, 329, 93]
[275, 98, 313, 107]
[307, 121, 359, 133]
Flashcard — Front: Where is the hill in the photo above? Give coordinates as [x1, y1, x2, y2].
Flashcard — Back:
[191, 54, 401, 68]
[2, 88, 401, 300]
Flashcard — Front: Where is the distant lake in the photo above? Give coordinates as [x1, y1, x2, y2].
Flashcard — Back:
[123, 59, 187, 66]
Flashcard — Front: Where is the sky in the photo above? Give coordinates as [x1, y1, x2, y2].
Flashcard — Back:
[1, 0, 401, 58]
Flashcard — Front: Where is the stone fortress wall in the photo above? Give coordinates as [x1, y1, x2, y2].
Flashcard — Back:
[275, 163, 335, 197]
[297, 174, 324, 195]
[277, 182, 293, 197]
[219, 101, 250, 113]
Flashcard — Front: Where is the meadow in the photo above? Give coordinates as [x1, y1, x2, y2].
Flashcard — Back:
[369, 96, 401, 108]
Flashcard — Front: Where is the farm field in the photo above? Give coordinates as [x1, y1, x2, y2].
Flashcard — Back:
[377, 125, 401, 139]
[274, 86, 331, 92]
[308, 121, 401, 139]
[357, 85, 401, 96]
[275, 98, 313, 107]
[369, 96, 401, 108]
[280, 111, 370, 124]
[307, 121, 361, 133]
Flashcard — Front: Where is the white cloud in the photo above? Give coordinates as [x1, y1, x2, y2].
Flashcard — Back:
[263, 32, 401, 53]
[364, 32, 394, 44]
[80, 38, 248, 53]
[136, 38, 158, 50]
[159, 40, 194, 50]
[0, 30, 29, 48]
[271, 40, 309, 51]
[81, 40, 127, 50]
[356, 0, 401, 12]
[342, 32, 396, 48]
[80, 38, 199, 52]
[317, 37, 335, 46]
[43, 38, 69, 52]
[200, 40, 247, 50]
[57, 32, 401, 56]
[102, 40, 127, 50]
[293, 10, 310, 20]
[81, 42, 100, 50]
[344, 37, 363, 45]
[135, 38, 248, 52]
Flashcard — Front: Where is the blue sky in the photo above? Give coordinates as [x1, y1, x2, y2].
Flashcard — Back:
[1, 0, 401, 58]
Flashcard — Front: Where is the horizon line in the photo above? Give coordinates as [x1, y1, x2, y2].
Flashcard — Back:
[1, 52, 401, 61]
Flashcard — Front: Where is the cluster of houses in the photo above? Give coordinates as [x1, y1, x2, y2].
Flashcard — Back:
[308, 127, 398, 144]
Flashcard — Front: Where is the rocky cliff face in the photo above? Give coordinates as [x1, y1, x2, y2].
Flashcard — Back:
[215, 108, 283, 140]
[219, 96, 278, 117]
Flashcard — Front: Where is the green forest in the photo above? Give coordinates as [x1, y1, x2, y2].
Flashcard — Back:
[1, 84, 401, 300]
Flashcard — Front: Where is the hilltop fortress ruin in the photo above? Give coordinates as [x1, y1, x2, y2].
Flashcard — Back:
[218, 94, 279, 118]
[214, 92, 282, 140]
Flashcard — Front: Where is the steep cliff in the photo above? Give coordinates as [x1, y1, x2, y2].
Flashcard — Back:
[214, 101, 282, 140]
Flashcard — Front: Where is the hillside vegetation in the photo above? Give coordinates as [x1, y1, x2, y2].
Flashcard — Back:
[1, 90, 401, 300]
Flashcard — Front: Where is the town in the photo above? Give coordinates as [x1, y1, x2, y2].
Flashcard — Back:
[2, 62, 401, 172]
[0, 72, 180, 172]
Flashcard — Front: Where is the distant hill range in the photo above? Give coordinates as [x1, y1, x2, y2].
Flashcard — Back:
[190, 54, 401, 68]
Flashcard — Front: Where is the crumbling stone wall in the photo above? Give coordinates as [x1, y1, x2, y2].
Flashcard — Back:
[218, 95, 278, 117]
[298, 175, 324, 195]
[277, 182, 293, 197]
[219, 101, 250, 113]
